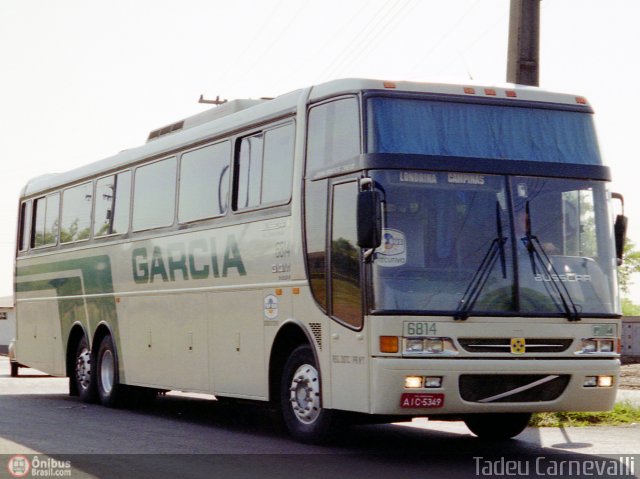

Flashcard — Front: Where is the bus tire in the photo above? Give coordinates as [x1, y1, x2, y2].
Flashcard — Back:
[95, 334, 124, 408]
[74, 335, 96, 403]
[464, 412, 532, 440]
[280, 344, 334, 444]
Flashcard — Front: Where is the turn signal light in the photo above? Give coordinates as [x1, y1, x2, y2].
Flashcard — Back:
[380, 336, 399, 353]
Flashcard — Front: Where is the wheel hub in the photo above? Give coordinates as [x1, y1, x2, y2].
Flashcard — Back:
[100, 349, 115, 394]
[289, 364, 321, 424]
[75, 348, 91, 390]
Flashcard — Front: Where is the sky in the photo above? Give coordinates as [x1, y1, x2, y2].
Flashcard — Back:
[1, 0, 639, 299]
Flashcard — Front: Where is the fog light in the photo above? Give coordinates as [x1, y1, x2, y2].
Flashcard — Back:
[583, 376, 597, 387]
[424, 376, 443, 388]
[405, 376, 423, 389]
[597, 375, 613, 387]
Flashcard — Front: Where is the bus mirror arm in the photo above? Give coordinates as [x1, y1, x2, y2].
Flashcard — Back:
[357, 190, 382, 251]
[612, 192, 627, 266]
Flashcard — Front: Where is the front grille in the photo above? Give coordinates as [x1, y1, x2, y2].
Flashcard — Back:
[459, 374, 570, 403]
[458, 338, 573, 353]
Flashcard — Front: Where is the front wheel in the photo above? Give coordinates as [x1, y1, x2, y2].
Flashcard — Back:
[464, 412, 532, 440]
[280, 345, 336, 444]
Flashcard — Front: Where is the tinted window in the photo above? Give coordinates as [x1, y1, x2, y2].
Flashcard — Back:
[179, 141, 230, 222]
[331, 181, 362, 328]
[367, 97, 602, 165]
[95, 171, 131, 237]
[307, 98, 360, 176]
[305, 179, 328, 311]
[132, 158, 177, 231]
[32, 193, 60, 248]
[61, 182, 93, 243]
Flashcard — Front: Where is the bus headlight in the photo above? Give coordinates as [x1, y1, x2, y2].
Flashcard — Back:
[405, 339, 424, 353]
[577, 338, 615, 354]
[403, 337, 458, 356]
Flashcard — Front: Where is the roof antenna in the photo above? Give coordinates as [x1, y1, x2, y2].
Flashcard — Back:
[198, 95, 228, 106]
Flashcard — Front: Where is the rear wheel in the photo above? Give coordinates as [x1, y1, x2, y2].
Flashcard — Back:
[74, 336, 95, 403]
[464, 412, 532, 440]
[280, 345, 335, 443]
[96, 334, 124, 407]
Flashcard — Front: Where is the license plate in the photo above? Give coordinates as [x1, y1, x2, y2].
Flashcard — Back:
[400, 393, 445, 409]
[403, 321, 437, 336]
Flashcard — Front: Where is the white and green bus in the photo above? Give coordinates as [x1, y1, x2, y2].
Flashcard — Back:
[14, 79, 627, 443]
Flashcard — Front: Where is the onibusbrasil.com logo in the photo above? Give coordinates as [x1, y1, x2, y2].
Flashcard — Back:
[7, 455, 72, 478]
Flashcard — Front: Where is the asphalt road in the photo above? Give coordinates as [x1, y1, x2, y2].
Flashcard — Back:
[1, 357, 638, 479]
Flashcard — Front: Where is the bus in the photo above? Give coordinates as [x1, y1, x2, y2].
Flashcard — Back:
[14, 79, 627, 443]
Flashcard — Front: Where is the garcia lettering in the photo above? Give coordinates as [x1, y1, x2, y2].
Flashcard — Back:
[132, 235, 246, 284]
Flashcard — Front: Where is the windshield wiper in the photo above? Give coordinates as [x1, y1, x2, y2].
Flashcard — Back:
[455, 202, 507, 321]
[523, 202, 581, 322]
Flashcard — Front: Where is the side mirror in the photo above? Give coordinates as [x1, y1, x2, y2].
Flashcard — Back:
[357, 190, 382, 249]
[612, 193, 627, 265]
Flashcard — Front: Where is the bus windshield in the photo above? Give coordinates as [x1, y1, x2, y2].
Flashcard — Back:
[367, 97, 602, 165]
[370, 170, 619, 317]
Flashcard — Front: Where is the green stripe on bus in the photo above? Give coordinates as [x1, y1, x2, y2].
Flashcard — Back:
[16, 255, 120, 353]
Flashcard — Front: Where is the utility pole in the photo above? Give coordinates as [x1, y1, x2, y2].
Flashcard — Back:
[506, 0, 540, 86]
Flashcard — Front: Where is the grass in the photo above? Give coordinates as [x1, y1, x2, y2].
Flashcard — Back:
[530, 401, 640, 427]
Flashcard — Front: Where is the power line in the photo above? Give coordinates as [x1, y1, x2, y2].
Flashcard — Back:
[282, 0, 373, 85]
[408, 0, 481, 76]
[432, 12, 508, 79]
[321, 0, 413, 80]
[332, 0, 417, 77]
[208, 0, 291, 93]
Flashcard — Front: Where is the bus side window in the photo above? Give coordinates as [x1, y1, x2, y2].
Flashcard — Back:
[95, 171, 131, 237]
[307, 97, 360, 175]
[132, 158, 177, 231]
[179, 140, 230, 222]
[234, 122, 295, 210]
[61, 182, 93, 243]
[262, 123, 295, 204]
[18, 201, 31, 252]
[236, 134, 263, 209]
[31, 193, 60, 248]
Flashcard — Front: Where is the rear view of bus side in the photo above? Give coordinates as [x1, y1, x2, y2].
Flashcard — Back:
[14, 79, 626, 443]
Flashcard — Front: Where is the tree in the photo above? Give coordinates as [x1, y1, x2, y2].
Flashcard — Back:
[618, 239, 640, 295]
[622, 298, 640, 316]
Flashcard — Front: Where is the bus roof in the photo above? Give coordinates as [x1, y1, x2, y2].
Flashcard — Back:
[21, 78, 592, 198]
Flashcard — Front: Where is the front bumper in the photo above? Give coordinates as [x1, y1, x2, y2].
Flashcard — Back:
[370, 357, 619, 415]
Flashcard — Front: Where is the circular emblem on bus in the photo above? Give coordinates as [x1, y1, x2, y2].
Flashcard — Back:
[7, 455, 31, 478]
[264, 294, 278, 320]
